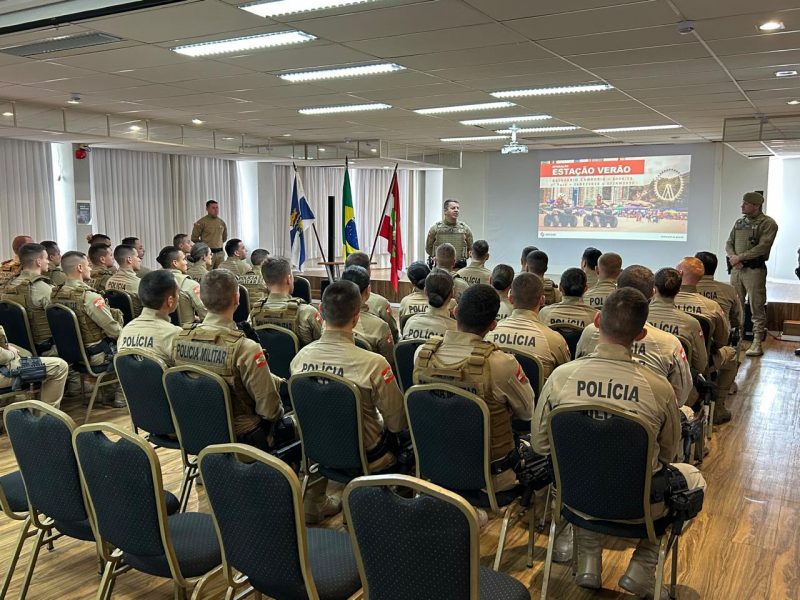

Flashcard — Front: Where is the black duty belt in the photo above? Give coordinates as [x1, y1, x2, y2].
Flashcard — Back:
[366, 428, 390, 463]
[211, 248, 223, 253]
[490, 451, 515, 475]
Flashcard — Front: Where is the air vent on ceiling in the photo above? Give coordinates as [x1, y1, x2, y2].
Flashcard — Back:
[0, 32, 122, 57]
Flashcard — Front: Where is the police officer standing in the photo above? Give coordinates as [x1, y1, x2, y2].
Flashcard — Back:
[725, 192, 778, 357]
[191, 200, 228, 268]
[426, 199, 474, 267]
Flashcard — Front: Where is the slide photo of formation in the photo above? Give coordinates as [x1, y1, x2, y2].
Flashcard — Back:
[538, 155, 691, 241]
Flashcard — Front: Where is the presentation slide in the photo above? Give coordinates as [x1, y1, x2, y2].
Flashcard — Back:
[538, 155, 691, 241]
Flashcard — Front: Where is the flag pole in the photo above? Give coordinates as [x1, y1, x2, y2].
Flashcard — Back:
[293, 162, 329, 269]
[369, 163, 399, 263]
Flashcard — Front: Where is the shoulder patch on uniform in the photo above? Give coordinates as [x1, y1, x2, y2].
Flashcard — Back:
[679, 347, 687, 362]
[193, 284, 201, 297]
[93, 296, 106, 309]
[515, 364, 528, 384]
[254, 350, 267, 368]
[381, 365, 395, 384]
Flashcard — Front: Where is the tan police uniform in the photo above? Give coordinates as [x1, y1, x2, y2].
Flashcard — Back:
[584, 278, 616, 309]
[399, 290, 428, 322]
[354, 305, 396, 369]
[46, 264, 67, 286]
[648, 297, 708, 374]
[0, 259, 21, 292]
[89, 265, 116, 291]
[51, 278, 123, 367]
[401, 305, 457, 341]
[539, 296, 598, 329]
[456, 260, 491, 286]
[191, 215, 228, 268]
[137, 266, 151, 277]
[171, 313, 282, 437]
[249, 292, 322, 348]
[696, 275, 743, 330]
[541, 277, 563, 306]
[218, 257, 251, 276]
[485, 308, 571, 380]
[413, 331, 534, 491]
[0, 326, 68, 407]
[118, 308, 182, 364]
[497, 296, 513, 321]
[187, 262, 209, 283]
[425, 220, 474, 261]
[366, 292, 399, 343]
[237, 270, 268, 308]
[1, 269, 54, 351]
[168, 269, 207, 325]
[576, 323, 693, 407]
[725, 211, 778, 338]
[450, 274, 470, 303]
[105, 268, 142, 317]
[584, 269, 598, 289]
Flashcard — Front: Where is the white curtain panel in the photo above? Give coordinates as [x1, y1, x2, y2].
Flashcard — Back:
[0, 139, 57, 250]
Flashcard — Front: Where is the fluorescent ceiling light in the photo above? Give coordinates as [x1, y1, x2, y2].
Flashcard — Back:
[491, 83, 613, 98]
[775, 70, 798, 77]
[1, 112, 13, 117]
[593, 124, 681, 133]
[299, 103, 391, 114]
[279, 62, 404, 82]
[191, 118, 204, 124]
[129, 125, 142, 131]
[759, 21, 785, 31]
[460, 114, 551, 126]
[172, 31, 315, 57]
[440, 135, 508, 142]
[495, 126, 579, 134]
[242, 0, 378, 18]
[788, 100, 800, 105]
[415, 101, 514, 115]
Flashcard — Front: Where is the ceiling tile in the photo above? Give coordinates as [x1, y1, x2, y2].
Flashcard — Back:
[670, 0, 800, 20]
[121, 61, 255, 84]
[54, 45, 193, 71]
[462, 0, 657, 21]
[215, 43, 374, 72]
[539, 26, 694, 55]
[568, 43, 709, 67]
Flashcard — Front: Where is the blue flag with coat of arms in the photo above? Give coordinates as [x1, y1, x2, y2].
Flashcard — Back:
[290, 171, 315, 270]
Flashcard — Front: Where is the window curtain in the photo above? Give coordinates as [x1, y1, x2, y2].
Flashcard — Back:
[0, 139, 57, 249]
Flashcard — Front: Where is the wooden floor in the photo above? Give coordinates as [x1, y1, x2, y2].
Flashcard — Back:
[1, 338, 799, 599]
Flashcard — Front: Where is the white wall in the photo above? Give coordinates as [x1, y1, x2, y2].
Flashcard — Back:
[441, 152, 487, 240]
[766, 157, 799, 283]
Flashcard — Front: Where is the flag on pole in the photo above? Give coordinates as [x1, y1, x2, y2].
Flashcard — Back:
[289, 170, 315, 270]
[379, 169, 403, 292]
[342, 159, 359, 257]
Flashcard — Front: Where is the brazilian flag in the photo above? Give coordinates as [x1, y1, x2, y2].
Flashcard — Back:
[342, 161, 359, 256]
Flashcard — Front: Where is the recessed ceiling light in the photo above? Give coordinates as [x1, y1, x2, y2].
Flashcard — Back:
[172, 31, 316, 57]
[221, 136, 236, 141]
[593, 124, 681, 133]
[66, 93, 81, 105]
[775, 70, 798, 77]
[491, 83, 613, 98]
[415, 101, 514, 115]
[191, 118, 204, 125]
[370, 148, 378, 153]
[318, 147, 326, 152]
[759, 20, 785, 31]
[1, 112, 12, 117]
[440, 135, 508, 142]
[460, 114, 551, 126]
[298, 103, 391, 115]
[788, 100, 800, 105]
[280, 62, 404, 82]
[282, 133, 292, 136]
[129, 125, 142, 131]
[242, 0, 379, 18]
[495, 126, 579, 134]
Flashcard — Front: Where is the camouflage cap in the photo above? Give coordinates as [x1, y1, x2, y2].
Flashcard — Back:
[742, 191, 764, 206]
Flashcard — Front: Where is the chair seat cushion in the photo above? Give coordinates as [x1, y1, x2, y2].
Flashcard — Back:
[306, 528, 361, 600]
[54, 518, 95, 541]
[563, 507, 673, 539]
[0, 471, 27, 514]
[479, 566, 529, 599]
[457, 486, 522, 510]
[164, 491, 180, 515]
[148, 434, 181, 451]
[122, 512, 220, 579]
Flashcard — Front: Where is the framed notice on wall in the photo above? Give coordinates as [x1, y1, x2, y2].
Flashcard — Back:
[76, 201, 91, 225]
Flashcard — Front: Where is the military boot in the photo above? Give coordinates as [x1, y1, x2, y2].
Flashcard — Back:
[618, 538, 670, 599]
[745, 334, 764, 357]
[303, 477, 341, 525]
[574, 526, 603, 589]
[713, 396, 732, 424]
[552, 523, 573, 562]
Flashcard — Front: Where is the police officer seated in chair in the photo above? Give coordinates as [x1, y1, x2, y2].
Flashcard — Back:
[456, 239, 492, 286]
[104, 244, 143, 317]
[523, 251, 562, 306]
[539, 268, 599, 329]
[0, 325, 68, 408]
[340, 266, 396, 369]
[170, 269, 296, 456]
[533, 288, 706, 599]
[401, 269, 456, 341]
[157, 245, 207, 325]
[344, 251, 399, 343]
[290, 280, 408, 524]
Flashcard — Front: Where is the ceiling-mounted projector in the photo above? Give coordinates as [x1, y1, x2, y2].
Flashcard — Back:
[501, 124, 528, 155]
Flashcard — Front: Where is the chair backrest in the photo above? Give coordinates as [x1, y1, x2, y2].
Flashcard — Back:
[548, 404, 656, 537]
[512, 350, 544, 397]
[46, 303, 88, 366]
[163, 366, 236, 456]
[393, 339, 423, 392]
[548, 323, 584, 359]
[399, 313, 412, 332]
[104, 290, 134, 324]
[344, 474, 479, 600]
[169, 309, 181, 326]
[289, 372, 368, 474]
[292, 276, 312, 304]
[4, 401, 88, 528]
[404, 384, 490, 493]
[233, 286, 250, 323]
[114, 351, 176, 437]
[0, 300, 36, 355]
[199, 444, 317, 598]
[354, 334, 372, 351]
[254, 325, 299, 380]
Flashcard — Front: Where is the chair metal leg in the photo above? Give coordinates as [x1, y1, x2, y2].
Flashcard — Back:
[670, 535, 679, 599]
[173, 583, 188, 600]
[0, 517, 33, 600]
[527, 504, 536, 568]
[538, 484, 553, 532]
[541, 519, 567, 600]
[95, 561, 115, 600]
[300, 473, 309, 499]
[653, 534, 669, 600]
[16, 527, 46, 600]
[492, 501, 518, 571]
[179, 465, 198, 513]
[706, 401, 715, 440]
[85, 384, 100, 424]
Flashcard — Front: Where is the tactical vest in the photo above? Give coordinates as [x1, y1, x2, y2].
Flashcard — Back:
[237, 273, 268, 306]
[250, 298, 301, 333]
[432, 223, 469, 259]
[1, 274, 52, 343]
[0, 262, 20, 292]
[414, 338, 513, 459]
[186, 264, 207, 283]
[51, 284, 106, 344]
[732, 218, 759, 254]
[89, 267, 114, 291]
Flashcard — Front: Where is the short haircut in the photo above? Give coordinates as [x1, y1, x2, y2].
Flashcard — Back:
[139, 271, 178, 310]
[88, 234, 111, 246]
[526, 250, 549, 275]
[435, 243, 456, 268]
[560, 268, 587, 297]
[344, 251, 370, 270]
[520, 245, 538, 263]
[173, 233, 189, 248]
[694, 251, 718, 276]
[41, 241, 59, 257]
[600, 288, 649, 344]
[200, 269, 238, 312]
[491, 264, 514, 291]
[471, 239, 489, 260]
[425, 270, 453, 308]
[88, 243, 111, 265]
[189, 243, 210, 263]
[121, 237, 139, 247]
[19, 243, 46, 268]
[206, 200, 218, 208]
[456, 284, 500, 334]
[678, 256, 704, 280]
[61, 251, 86, 274]
[582, 247, 602, 269]
[113, 244, 136, 265]
[261, 256, 292, 285]
[12, 236, 32, 254]
[443, 199, 459, 210]
[225, 238, 242, 257]
[321, 280, 362, 326]
[617, 265, 654, 299]
[510, 272, 544, 310]
[407, 261, 430, 290]
[598, 252, 623, 278]
[341, 265, 370, 293]
[156, 246, 181, 269]
[654, 268, 682, 299]
[250, 248, 270, 266]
